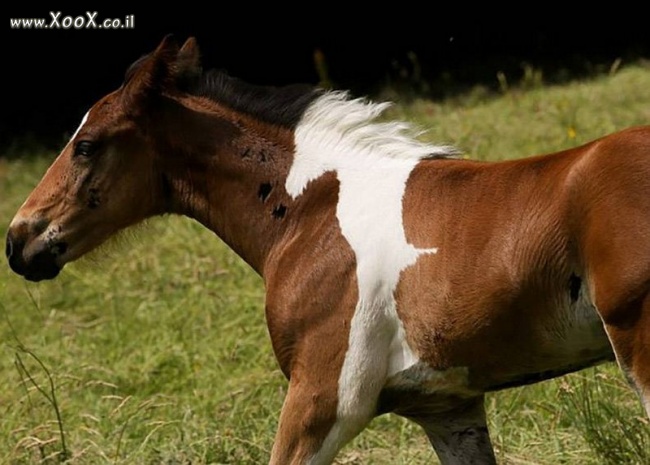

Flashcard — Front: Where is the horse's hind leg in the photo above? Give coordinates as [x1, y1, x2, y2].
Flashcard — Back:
[409, 396, 497, 465]
[597, 290, 650, 418]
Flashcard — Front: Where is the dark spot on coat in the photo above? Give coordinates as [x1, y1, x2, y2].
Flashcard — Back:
[88, 188, 101, 209]
[272, 204, 287, 219]
[569, 273, 581, 302]
[258, 183, 273, 202]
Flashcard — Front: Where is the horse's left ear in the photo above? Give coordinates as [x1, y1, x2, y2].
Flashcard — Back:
[122, 35, 180, 113]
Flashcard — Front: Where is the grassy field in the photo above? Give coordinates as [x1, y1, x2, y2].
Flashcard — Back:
[2, 64, 650, 464]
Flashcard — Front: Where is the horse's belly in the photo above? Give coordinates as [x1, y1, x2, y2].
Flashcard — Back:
[468, 290, 614, 391]
[379, 363, 482, 415]
[381, 289, 614, 413]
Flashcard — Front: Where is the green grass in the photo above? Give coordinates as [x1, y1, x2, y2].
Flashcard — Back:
[2, 64, 650, 464]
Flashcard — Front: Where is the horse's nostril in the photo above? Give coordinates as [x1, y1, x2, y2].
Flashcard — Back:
[5, 234, 13, 259]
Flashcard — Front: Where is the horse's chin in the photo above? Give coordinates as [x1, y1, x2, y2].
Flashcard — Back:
[23, 265, 62, 282]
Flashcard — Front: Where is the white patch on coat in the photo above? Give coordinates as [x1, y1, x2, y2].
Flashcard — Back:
[286, 92, 456, 463]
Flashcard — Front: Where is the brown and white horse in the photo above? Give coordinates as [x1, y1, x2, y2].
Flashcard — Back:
[5, 36, 650, 464]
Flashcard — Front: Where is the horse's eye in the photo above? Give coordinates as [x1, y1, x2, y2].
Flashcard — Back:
[74, 140, 96, 157]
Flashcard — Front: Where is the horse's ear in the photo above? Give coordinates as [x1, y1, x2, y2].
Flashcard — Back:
[178, 38, 202, 74]
[122, 35, 180, 113]
[175, 37, 202, 89]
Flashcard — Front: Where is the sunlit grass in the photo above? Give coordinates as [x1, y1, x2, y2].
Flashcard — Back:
[2, 63, 650, 464]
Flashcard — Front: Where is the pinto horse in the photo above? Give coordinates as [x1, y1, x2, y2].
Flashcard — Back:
[5, 36, 650, 464]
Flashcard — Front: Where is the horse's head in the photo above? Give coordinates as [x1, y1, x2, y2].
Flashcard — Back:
[6, 36, 201, 281]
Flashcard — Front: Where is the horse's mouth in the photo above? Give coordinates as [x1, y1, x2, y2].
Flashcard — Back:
[6, 232, 64, 282]
[22, 264, 62, 282]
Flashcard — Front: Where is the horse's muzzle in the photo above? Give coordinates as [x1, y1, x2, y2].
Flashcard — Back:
[5, 229, 62, 282]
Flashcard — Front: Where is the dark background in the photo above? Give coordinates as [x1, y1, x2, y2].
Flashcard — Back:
[4, 8, 650, 151]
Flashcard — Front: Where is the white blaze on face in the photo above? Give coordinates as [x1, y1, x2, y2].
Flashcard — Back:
[69, 111, 90, 145]
[286, 92, 452, 463]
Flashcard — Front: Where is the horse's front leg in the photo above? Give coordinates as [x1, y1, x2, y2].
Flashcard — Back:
[269, 374, 372, 465]
[269, 377, 336, 465]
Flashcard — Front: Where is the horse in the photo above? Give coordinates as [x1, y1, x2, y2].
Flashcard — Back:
[5, 36, 650, 464]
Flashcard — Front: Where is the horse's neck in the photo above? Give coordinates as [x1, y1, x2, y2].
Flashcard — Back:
[161, 105, 299, 275]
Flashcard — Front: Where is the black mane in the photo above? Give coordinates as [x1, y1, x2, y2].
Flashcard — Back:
[188, 70, 323, 129]
[124, 51, 322, 129]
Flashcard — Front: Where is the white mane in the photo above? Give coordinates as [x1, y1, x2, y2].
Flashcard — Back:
[295, 91, 458, 161]
[285, 91, 458, 198]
